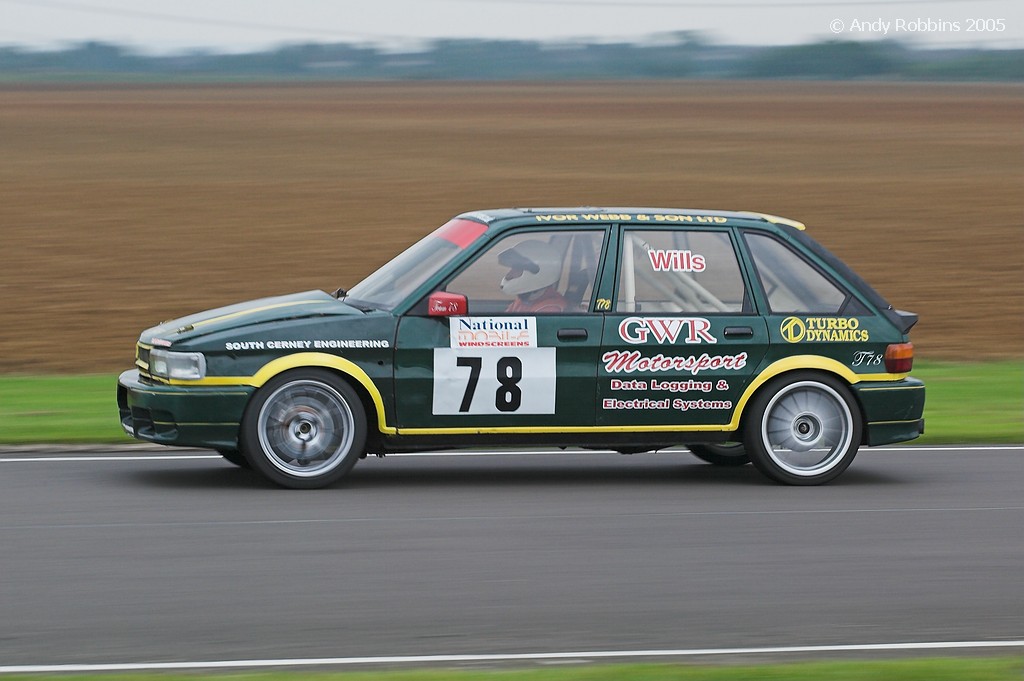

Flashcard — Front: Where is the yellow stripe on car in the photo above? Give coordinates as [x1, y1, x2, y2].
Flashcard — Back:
[396, 356, 905, 436]
[170, 352, 395, 435]
[190, 300, 326, 329]
[168, 353, 905, 438]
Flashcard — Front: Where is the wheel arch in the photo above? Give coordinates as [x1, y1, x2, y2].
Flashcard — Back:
[731, 356, 869, 440]
[248, 352, 394, 436]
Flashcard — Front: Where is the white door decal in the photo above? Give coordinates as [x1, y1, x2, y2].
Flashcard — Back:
[433, 348, 556, 415]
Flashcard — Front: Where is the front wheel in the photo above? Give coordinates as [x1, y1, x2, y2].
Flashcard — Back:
[688, 443, 750, 466]
[240, 369, 367, 489]
[744, 373, 862, 485]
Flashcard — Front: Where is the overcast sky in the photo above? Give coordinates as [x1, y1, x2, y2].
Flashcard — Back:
[1, 0, 1021, 54]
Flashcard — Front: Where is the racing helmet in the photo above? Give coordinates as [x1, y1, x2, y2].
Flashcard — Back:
[499, 240, 562, 296]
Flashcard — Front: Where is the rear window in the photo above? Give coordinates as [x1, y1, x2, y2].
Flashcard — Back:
[745, 233, 848, 314]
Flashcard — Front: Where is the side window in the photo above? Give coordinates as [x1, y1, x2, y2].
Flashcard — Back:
[616, 229, 747, 313]
[446, 230, 605, 314]
[745, 233, 847, 314]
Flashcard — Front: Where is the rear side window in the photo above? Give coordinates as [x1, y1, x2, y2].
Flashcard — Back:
[745, 233, 847, 314]
[616, 229, 748, 313]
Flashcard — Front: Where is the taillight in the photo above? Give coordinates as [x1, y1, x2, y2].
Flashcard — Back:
[885, 342, 914, 373]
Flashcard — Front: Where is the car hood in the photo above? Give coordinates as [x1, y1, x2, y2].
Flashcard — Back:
[139, 290, 363, 345]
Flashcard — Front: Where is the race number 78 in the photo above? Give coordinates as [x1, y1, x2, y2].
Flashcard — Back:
[433, 348, 556, 415]
[457, 356, 523, 412]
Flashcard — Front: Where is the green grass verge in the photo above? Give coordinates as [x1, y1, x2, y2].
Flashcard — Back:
[0, 361, 1020, 445]
[914, 360, 1023, 443]
[3, 658, 1022, 680]
[0, 374, 128, 444]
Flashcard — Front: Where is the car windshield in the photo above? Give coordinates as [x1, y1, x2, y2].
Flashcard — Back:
[345, 218, 487, 311]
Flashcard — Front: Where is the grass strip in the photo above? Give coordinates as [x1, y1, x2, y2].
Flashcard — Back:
[2, 658, 1022, 680]
[0, 361, 1020, 445]
[0, 374, 126, 444]
[911, 360, 1023, 443]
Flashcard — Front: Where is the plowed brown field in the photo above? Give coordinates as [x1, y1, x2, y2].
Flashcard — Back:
[1, 82, 1020, 373]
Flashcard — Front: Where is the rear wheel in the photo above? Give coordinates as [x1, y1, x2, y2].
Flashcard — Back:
[744, 372, 862, 485]
[688, 443, 749, 466]
[240, 369, 367, 489]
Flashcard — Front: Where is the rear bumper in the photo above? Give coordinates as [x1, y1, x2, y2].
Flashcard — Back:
[853, 376, 926, 446]
[116, 369, 253, 450]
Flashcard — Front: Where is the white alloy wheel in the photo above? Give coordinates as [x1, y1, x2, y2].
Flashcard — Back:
[242, 370, 366, 489]
[745, 373, 861, 485]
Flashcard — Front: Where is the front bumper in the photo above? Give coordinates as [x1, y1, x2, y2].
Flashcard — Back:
[117, 369, 254, 450]
[853, 376, 926, 446]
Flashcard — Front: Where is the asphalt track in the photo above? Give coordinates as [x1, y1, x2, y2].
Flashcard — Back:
[1, 445, 1022, 671]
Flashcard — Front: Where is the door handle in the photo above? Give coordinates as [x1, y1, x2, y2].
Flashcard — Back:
[557, 328, 589, 341]
[723, 326, 754, 338]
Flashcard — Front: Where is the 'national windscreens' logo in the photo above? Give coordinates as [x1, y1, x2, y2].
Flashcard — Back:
[451, 316, 537, 348]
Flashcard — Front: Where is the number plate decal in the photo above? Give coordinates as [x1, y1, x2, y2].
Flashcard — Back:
[433, 348, 556, 415]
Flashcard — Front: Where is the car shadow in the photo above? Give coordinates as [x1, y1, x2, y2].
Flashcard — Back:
[350, 459, 760, 487]
[125, 463, 275, 490]
[121, 453, 907, 490]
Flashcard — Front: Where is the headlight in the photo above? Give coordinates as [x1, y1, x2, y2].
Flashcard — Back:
[149, 349, 207, 380]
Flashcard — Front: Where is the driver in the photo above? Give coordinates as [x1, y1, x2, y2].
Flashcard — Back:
[499, 240, 568, 314]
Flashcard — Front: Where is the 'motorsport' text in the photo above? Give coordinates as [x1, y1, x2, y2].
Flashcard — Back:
[602, 350, 748, 376]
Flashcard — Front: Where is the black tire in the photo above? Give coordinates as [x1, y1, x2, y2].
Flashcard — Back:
[688, 443, 750, 466]
[217, 448, 250, 469]
[744, 372, 862, 485]
[240, 369, 367, 489]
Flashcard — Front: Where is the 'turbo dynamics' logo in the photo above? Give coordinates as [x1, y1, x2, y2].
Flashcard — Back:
[780, 317, 869, 343]
[780, 316, 807, 343]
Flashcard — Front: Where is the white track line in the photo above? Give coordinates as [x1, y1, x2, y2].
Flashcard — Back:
[389, 446, 1024, 456]
[3, 640, 1023, 673]
[1, 445, 1022, 463]
[0, 455, 222, 462]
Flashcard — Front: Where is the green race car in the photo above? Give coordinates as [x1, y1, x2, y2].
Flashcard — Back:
[118, 208, 924, 488]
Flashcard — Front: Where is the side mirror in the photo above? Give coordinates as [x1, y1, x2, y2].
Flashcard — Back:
[428, 291, 467, 317]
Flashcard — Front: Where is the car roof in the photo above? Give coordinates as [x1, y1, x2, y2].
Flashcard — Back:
[456, 207, 807, 233]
